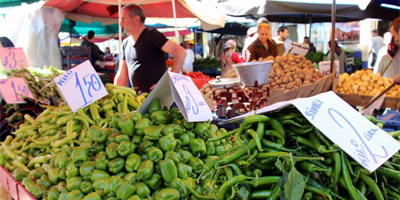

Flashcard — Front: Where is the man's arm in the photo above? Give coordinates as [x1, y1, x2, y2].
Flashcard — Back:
[161, 40, 187, 73]
[114, 60, 129, 86]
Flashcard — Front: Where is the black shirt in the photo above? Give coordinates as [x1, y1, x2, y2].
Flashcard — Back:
[122, 28, 168, 92]
[81, 39, 104, 67]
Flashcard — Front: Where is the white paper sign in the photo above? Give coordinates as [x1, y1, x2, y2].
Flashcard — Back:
[0, 78, 35, 104]
[54, 60, 108, 113]
[220, 91, 400, 172]
[139, 71, 212, 122]
[283, 42, 310, 56]
[319, 60, 340, 84]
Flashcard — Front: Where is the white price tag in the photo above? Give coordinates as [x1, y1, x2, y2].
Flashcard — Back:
[139, 71, 213, 122]
[54, 60, 108, 113]
[221, 91, 400, 172]
[319, 60, 340, 84]
[283, 42, 310, 56]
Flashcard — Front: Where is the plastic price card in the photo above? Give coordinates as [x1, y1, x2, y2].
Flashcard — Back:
[0, 78, 34, 104]
[0, 47, 29, 70]
[54, 60, 108, 113]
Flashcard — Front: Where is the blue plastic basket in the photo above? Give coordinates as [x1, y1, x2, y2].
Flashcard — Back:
[376, 110, 400, 131]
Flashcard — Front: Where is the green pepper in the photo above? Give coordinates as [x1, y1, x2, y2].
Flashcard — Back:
[161, 125, 174, 136]
[144, 173, 162, 190]
[125, 153, 141, 172]
[93, 152, 108, 171]
[12, 168, 29, 181]
[57, 182, 67, 193]
[131, 135, 143, 146]
[93, 178, 108, 191]
[79, 181, 94, 194]
[93, 129, 111, 144]
[83, 192, 102, 200]
[128, 111, 142, 123]
[22, 176, 34, 186]
[108, 131, 121, 143]
[178, 134, 190, 147]
[159, 134, 177, 152]
[145, 147, 162, 163]
[104, 176, 123, 197]
[205, 141, 215, 156]
[109, 157, 125, 174]
[189, 139, 207, 157]
[149, 99, 163, 114]
[116, 181, 136, 200]
[124, 172, 138, 185]
[178, 150, 193, 164]
[116, 135, 130, 143]
[151, 111, 168, 125]
[68, 189, 85, 199]
[177, 163, 193, 179]
[111, 113, 125, 129]
[47, 168, 60, 184]
[155, 188, 180, 200]
[164, 151, 182, 165]
[58, 168, 67, 180]
[170, 124, 184, 138]
[182, 119, 194, 129]
[170, 178, 189, 198]
[66, 162, 79, 178]
[193, 123, 208, 137]
[127, 195, 141, 200]
[48, 186, 60, 200]
[80, 161, 95, 181]
[58, 191, 68, 200]
[72, 147, 88, 166]
[117, 141, 136, 157]
[189, 157, 204, 174]
[106, 143, 119, 160]
[67, 176, 83, 191]
[55, 151, 68, 168]
[135, 118, 151, 133]
[137, 159, 154, 180]
[138, 140, 154, 155]
[91, 169, 111, 182]
[32, 183, 48, 198]
[134, 182, 151, 198]
[119, 116, 135, 137]
[159, 159, 178, 184]
[143, 125, 162, 141]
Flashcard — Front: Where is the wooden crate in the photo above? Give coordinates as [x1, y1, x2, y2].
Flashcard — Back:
[336, 93, 400, 109]
[267, 74, 334, 105]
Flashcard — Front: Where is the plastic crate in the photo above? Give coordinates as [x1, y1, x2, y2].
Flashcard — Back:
[376, 110, 400, 131]
[354, 51, 362, 59]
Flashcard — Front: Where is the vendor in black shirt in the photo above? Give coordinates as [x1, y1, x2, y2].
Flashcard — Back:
[81, 30, 105, 70]
[114, 4, 187, 92]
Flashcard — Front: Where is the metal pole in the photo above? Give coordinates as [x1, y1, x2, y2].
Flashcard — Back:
[118, 0, 122, 70]
[331, 0, 336, 91]
[307, 14, 312, 59]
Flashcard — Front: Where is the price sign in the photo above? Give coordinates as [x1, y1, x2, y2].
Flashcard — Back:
[283, 42, 310, 56]
[319, 60, 340, 83]
[54, 60, 108, 113]
[222, 91, 400, 172]
[0, 78, 34, 104]
[139, 71, 213, 122]
[0, 47, 29, 70]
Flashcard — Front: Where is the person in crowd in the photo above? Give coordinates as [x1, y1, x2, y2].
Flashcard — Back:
[374, 32, 392, 74]
[303, 36, 316, 53]
[221, 39, 243, 78]
[104, 47, 114, 61]
[274, 26, 291, 54]
[114, 4, 186, 93]
[81, 30, 105, 69]
[182, 41, 194, 73]
[377, 17, 400, 79]
[242, 17, 271, 61]
[326, 40, 347, 74]
[369, 29, 384, 69]
[247, 22, 278, 62]
[193, 40, 203, 58]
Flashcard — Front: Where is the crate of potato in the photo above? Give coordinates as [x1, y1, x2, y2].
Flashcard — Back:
[336, 70, 400, 109]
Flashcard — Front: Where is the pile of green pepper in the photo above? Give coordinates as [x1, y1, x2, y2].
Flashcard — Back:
[1, 81, 400, 200]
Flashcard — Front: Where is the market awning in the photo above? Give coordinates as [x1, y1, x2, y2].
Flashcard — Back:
[43, 0, 226, 30]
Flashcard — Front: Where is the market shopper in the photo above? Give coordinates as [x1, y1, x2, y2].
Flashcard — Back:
[369, 29, 384, 69]
[114, 4, 187, 92]
[376, 17, 400, 79]
[221, 39, 243, 78]
[182, 41, 194, 73]
[81, 30, 105, 69]
[326, 40, 347, 74]
[246, 22, 278, 62]
[303, 36, 316, 53]
[274, 26, 292, 54]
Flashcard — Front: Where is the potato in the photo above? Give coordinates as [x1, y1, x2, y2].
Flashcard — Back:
[258, 57, 264, 61]
[299, 74, 305, 81]
[294, 85, 299, 89]
[311, 78, 317, 82]
[312, 73, 318, 79]
[274, 77, 279, 81]
[296, 79, 302, 86]
[271, 81, 277, 87]
[305, 75, 312, 81]
[206, 90, 213, 98]
[295, 59, 301, 63]
[251, 59, 257, 62]
[280, 84, 287, 88]
[283, 65, 291, 70]
[288, 53, 294, 57]
[302, 57, 306, 62]
[284, 69, 291, 73]
[303, 80, 311, 85]
[275, 56, 283, 63]
[273, 85, 281, 90]
[268, 78, 273, 84]
[200, 88, 205, 93]
[205, 87, 212, 93]
[276, 80, 283, 85]
[273, 63, 280, 69]
[202, 84, 210, 89]
[293, 74, 298, 79]
[283, 77, 289, 84]
[288, 57, 295, 62]
[295, 68, 303, 74]
[305, 60, 312, 65]
[290, 66, 297, 72]
[289, 77, 294, 82]
[266, 56, 275, 61]
[295, 55, 303, 59]
[318, 72, 324, 78]
[287, 83, 295, 89]
[276, 71, 282, 77]
[269, 71, 276, 78]
[285, 73, 292, 78]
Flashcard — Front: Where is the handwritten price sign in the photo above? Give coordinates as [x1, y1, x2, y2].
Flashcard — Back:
[0, 48, 29, 70]
[319, 61, 340, 84]
[0, 78, 34, 104]
[54, 60, 108, 113]
[283, 42, 310, 56]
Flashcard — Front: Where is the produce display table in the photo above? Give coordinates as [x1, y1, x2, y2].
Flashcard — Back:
[336, 93, 400, 110]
